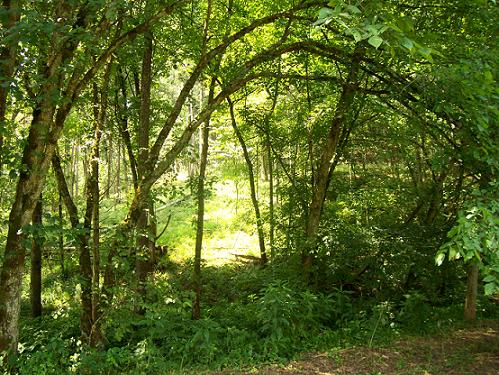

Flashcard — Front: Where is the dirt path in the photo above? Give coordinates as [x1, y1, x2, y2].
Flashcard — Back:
[215, 321, 499, 374]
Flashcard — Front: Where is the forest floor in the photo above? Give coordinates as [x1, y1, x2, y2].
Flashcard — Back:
[213, 320, 499, 374]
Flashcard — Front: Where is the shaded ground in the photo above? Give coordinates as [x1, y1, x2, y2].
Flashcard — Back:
[214, 321, 499, 374]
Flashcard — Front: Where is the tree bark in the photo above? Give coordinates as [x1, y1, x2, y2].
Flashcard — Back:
[267, 134, 275, 259]
[0, 0, 20, 171]
[263, 87, 279, 259]
[30, 195, 43, 318]
[464, 262, 478, 322]
[192, 99, 211, 321]
[303, 50, 361, 268]
[84, 60, 111, 345]
[106, 132, 112, 198]
[135, 30, 156, 310]
[117, 66, 138, 189]
[58, 191, 66, 279]
[0, 107, 57, 353]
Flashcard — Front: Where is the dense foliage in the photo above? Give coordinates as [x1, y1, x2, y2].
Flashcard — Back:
[0, 0, 497, 373]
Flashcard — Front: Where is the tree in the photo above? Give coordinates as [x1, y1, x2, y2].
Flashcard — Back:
[227, 97, 268, 264]
[29, 195, 43, 318]
[0, 0, 182, 353]
[0, 0, 21, 171]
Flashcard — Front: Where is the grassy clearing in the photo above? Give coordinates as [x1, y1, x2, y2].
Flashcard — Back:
[157, 179, 260, 265]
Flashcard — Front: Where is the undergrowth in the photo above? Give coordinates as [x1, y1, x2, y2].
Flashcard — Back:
[4, 258, 498, 375]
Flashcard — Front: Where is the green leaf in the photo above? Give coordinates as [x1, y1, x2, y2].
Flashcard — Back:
[318, 7, 333, 20]
[448, 247, 460, 260]
[347, 28, 363, 42]
[401, 37, 414, 50]
[435, 252, 446, 266]
[368, 35, 383, 48]
[483, 275, 496, 282]
[314, 7, 334, 26]
[346, 5, 361, 14]
[366, 24, 382, 36]
[418, 46, 434, 62]
[484, 282, 498, 296]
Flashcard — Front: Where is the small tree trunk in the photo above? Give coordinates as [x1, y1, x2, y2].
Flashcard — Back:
[464, 262, 479, 322]
[266, 132, 274, 259]
[263, 85, 278, 259]
[69, 144, 75, 197]
[58, 192, 66, 279]
[80, 194, 93, 342]
[116, 137, 121, 198]
[30, 195, 43, 318]
[192, 114, 210, 320]
[106, 132, 112, 198]
[134, 30, 155, 312]
[87, 60, 112, 345]
[117, 66, 138, 190]
[227, 98, 267, 264]
[74, 143, 80, 198]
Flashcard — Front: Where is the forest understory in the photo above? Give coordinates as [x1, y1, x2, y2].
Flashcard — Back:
[216, 320, 499, 374]
[0, 0, 497, 374]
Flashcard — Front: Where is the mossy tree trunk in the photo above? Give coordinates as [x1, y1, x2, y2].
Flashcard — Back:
[0, 0, 20, 171]
[30, 195, 43, 318]
[303, 51, 361, 270]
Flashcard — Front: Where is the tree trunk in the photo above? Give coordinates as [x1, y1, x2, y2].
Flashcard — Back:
[81, 60, 112, 345]
[90, 66, 110, 344]
[117, 66, 138, 190]
[75, 143, 80, 199]
[0, 106, 58, 353]
[30, 195, 43, 318]
[58, 191, 66, 279]
[228, 98, 267, 264]
[52, 149, 93, 341]
[192, 106, 210, 320]
[80, 186, 94, 343]
[106, 132, 112, 198]
[464, 262, 478, 322]
[135, 30, 155, 310]
[116, 137, 121, 198]
[0, 0, 20, 171]
[69, 144, 76, 197]
[267, 136, 274, 259]
[304, 52, 360, 269]
[263, 86, 279, 260]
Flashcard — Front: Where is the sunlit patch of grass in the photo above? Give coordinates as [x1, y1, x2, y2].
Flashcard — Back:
[158, 179, 261, 266]
[204, 231, 260, 266]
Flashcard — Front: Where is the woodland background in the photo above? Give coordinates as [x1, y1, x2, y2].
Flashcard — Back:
[0, 0, 498, 373]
